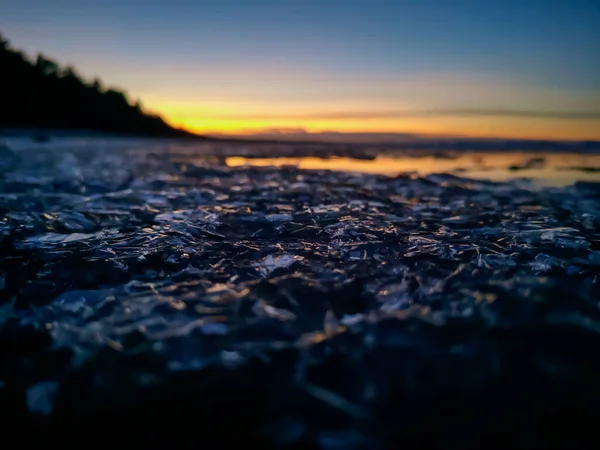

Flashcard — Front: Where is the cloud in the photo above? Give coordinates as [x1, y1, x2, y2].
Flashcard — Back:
[201, 109, 600, 121]
[303, 109, 600, 120]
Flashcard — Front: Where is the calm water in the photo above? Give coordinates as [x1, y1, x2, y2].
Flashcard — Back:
[226, 153, 600, 187]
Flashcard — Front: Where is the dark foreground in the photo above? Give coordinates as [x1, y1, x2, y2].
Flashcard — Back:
[1, 142, 600, 449]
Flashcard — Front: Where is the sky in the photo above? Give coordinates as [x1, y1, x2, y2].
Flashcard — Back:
[1, 0, 600, 140]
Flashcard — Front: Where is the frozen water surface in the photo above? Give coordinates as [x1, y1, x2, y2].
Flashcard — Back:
[1, 137, 600, 448]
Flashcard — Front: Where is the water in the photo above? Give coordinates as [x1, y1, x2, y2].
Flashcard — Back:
[3, 136, 600, 187]
[226, 153, 600, 187]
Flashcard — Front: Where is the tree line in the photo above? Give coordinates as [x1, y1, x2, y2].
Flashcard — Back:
[0, 32, 197, 137]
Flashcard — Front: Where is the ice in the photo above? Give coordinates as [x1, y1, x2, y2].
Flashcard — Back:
[1, 140, 600, 447]
[266, 213, 293, 222]
[377, 282, 412, 311]
[254, 254, 304, 276]
[530, 253, 565, 272]
[26, 381, 58, 415]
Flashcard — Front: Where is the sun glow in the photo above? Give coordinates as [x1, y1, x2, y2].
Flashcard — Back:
[143, 76, 600, 141]
[162, 113, 600, 141]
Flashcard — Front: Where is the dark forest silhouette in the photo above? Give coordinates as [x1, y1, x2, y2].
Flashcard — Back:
[0, 32, 198, 138]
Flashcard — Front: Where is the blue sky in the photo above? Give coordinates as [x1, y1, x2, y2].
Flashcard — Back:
[2, 0, 600, 138]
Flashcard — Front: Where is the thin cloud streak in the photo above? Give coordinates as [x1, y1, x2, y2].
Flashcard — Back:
[182, 109, 600, 121]
[299, 109, 600, 120]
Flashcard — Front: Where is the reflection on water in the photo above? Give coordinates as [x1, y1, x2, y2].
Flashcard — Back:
[226, 153, 600, 187]
[3, 135, 600, 187]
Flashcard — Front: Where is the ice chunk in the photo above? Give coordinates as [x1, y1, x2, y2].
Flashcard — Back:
[26, 381, 58, 415]
[530, 253, 564, 272]
[254, 254, 304, 276]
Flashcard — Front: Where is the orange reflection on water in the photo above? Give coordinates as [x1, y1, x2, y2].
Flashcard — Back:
[225, 153, 600, 187]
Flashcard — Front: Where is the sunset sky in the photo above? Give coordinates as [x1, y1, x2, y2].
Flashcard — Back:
[2, 0, 600, 140]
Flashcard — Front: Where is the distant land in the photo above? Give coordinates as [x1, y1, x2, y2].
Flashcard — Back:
[209, 129, 600, 152]
[0, 32, 199, 138]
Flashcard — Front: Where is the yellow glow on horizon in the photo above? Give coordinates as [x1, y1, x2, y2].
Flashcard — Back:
[138, 76, 600, 141]
[143, 93, 600, 141]
[161, 114, 600, 141]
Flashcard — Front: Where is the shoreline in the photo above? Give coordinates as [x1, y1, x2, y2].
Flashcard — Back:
[1, 127, 600, 154]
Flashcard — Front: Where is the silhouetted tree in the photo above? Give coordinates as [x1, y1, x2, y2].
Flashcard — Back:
[0, 32, 197, 137]
[91, 78, 103, 93]
[35, 54, 59, 76]
[59, 65, 81, 79]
